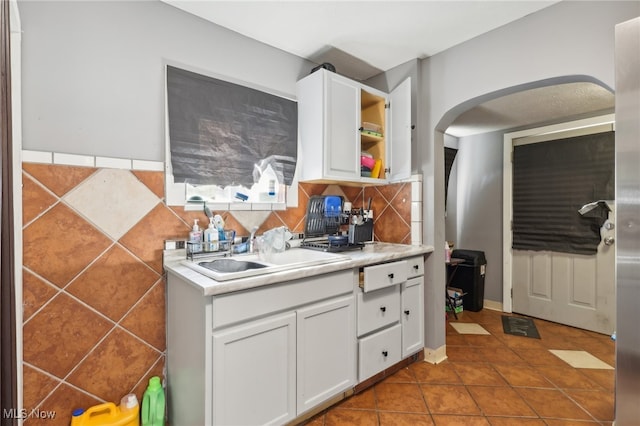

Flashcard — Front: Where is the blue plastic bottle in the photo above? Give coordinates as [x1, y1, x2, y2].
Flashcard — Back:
[141, 376, 165, 426]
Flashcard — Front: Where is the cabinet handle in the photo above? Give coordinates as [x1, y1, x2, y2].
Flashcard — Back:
[404, 310, 411, 315]
[388, 273, 394, 279]
[358, 126, 364, 131]
[380, 306, 386, 313]
[382, 351, 388, 357]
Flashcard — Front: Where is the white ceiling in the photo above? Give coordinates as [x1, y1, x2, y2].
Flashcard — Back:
[162, 1, 615, 137]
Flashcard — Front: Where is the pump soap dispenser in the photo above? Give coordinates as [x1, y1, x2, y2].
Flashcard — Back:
[204, 217, 219, 252]
[188, 219, 202, 254]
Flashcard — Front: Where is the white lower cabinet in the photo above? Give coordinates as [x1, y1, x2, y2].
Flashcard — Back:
[212, 312, 297, 426]
[356, 256, 425, 383]
[297, 296, 356, 413]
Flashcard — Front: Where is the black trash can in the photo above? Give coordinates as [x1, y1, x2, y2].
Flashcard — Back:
[447, 249, 486, 312]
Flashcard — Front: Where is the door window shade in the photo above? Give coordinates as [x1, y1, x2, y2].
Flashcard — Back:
[512, 131, 614, 255]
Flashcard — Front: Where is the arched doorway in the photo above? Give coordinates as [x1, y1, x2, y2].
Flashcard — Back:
[438, 78, 614, 329]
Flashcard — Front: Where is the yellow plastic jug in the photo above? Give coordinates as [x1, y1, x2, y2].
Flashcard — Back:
[70, 393, 139, 426]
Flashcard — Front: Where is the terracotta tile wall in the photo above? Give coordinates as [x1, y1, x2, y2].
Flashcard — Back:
[21, 162, 415, 425]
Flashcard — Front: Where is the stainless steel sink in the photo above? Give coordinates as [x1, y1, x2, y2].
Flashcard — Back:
[198, 258, 268, 273]
[181, 249, 350, 281]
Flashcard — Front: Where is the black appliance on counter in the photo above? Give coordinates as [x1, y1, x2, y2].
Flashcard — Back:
[300, 195, 369, 253]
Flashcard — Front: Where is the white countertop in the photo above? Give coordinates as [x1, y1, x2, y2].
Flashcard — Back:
[164, 242, 434, 296]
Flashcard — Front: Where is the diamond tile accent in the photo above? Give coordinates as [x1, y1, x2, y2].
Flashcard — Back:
[22, 293, 112, 378]
[66, 327, 161, 402]
[66, 245, 160, 321]
[64, 169, 160, 240]
[23, 203, 112, 288]
[549, 350, 614, 369]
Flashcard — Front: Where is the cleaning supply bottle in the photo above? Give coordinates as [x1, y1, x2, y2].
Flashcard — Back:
[188, 219, 202, 253]
[203, 217, 219, 252]
[141, 376, 165, 426]
[70, 393, 139, 426]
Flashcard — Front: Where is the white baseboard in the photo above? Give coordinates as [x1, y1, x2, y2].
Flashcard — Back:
[423, 345, 447, 364]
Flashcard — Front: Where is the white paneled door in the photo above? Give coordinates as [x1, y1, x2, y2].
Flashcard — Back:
[504, 116, 616, 335]
[511, 207, 615, 334]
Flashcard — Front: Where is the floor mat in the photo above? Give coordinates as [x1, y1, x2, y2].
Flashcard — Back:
[501, 315, 540, 339]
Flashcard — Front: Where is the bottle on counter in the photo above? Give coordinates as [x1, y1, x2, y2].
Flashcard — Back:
[445, 241, 452, 263]
[204, 217, 219, 252]
[188, 219, 202, 253]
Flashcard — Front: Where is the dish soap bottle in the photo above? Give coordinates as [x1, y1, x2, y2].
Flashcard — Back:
[141, 376, 165, 426]
[188, 219, 202, 254]
[203, 217, 219, 252]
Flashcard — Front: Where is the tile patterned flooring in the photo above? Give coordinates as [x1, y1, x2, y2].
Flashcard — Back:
[304, 309, 615, 425]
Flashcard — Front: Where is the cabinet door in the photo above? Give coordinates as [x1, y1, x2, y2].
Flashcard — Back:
[401, 277, 424, 358]
[388, 77, 412, 182]
[212, 312, 296, 426]
[326, 72, 360, 179]
[297, 295, 356, 414]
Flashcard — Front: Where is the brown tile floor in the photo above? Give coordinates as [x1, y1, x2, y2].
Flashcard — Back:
[304, 309, 615, 425]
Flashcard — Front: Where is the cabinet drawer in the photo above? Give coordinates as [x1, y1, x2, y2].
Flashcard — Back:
[358, 323, 402, 382]
[405, 256, 424, 279]
[357, 285, 400, 336]
[362, 260, 408, 292]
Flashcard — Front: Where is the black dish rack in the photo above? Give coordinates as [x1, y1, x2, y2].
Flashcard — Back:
[300, 195, 364, 252]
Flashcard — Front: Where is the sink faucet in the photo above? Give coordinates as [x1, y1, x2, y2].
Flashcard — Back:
[249, 226, 259, 253]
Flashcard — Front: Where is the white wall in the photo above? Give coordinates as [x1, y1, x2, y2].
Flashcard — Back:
[19, 0, 314, 161]
[447, 131, 503, 303]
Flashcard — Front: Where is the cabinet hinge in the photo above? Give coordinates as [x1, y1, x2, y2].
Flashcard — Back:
[385, 102, 390, 109]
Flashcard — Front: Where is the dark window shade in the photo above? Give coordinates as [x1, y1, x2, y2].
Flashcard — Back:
[166, 66, 298, 188]
[512, 131, 614, 255]
[444, 147, 458, 206]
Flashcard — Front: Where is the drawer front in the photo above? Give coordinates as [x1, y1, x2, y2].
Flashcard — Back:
[362, 260, 408, 292]
[212, 269, 352, 329]
[357, 285, 400, 336]
[358, 323, 402, 382]
[405, 256, 424, 279]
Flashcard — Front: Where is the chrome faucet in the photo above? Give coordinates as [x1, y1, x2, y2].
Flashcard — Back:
[249, 226, 259, 253]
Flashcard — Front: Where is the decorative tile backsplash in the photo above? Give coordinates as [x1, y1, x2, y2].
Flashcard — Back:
[20, 153, 421, 425]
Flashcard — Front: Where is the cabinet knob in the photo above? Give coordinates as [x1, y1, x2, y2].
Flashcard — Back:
[382, 351, 388, 357]
[404, 310, 411, 315]
[413, 264, 419, 270]
[388, 273, 394, 279]
[380, 306, 387, 313]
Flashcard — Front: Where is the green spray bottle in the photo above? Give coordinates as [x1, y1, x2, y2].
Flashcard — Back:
[141, 376, 165, 426]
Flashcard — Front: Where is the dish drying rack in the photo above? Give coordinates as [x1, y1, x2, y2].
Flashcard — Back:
[303, 195, 344, 237]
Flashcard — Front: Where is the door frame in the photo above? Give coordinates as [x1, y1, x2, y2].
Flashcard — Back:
[502, 114, 615, 313]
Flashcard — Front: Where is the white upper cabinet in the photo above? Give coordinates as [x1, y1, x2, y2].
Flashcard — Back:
[297, 69, 412, 184]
